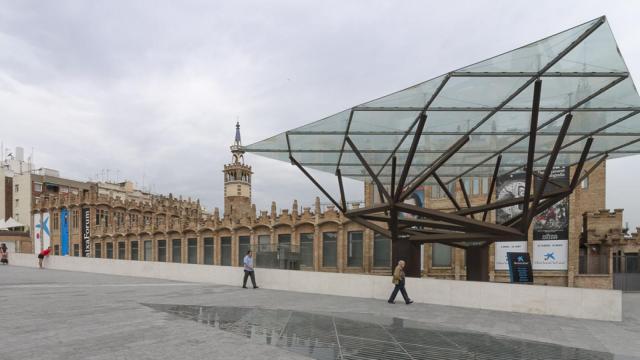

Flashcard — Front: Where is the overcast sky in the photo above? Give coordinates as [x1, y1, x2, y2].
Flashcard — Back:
[1, 1, 639, 227]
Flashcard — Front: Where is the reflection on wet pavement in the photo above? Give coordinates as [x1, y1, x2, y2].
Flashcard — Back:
[144, 304, 616, 360]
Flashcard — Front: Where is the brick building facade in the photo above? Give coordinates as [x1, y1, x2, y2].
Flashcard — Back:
[28, 124, 639, 289]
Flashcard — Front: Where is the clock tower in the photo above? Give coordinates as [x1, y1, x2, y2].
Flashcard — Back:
[223, 122, 253, 219]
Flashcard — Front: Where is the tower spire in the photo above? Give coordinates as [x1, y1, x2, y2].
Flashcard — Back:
[235, 121, 241, 145]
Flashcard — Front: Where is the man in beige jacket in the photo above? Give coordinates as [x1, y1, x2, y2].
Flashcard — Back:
[388, 260, 413, 304]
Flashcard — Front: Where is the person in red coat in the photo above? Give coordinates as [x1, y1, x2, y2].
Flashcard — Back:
[38, 246, 51, 269]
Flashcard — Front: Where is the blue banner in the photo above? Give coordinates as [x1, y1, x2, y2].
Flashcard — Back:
[61, 208, 69, 256]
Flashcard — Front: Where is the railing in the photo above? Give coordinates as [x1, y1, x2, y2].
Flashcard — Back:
[579, 254, 609, 274]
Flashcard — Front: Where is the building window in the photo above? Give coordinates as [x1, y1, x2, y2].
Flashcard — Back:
[347, 231, 363, 267]
[73, 244, 79, 257]
[14, 184, 19, 193]
[72, 210, 79, 229]
[322, 232, 337, 267]
[204, 237, 214, 265]
[473, 178, 480, 195]
[131, 241, 139, 261]
[278, 233, 291, 250]
[144, 240, 152, 261]
[299, 233, 314, 267]
[54, 244, 59, 255]
[373, 233, 391, 268]
[221, 237, 232, 266]
[581, 176, 589, 189]
[117, 242, 125, 259]
[52, 213, 59, 230]
[172, 239, 182, 263]
[94, 243, 102, 258]
[34, 182, 42, 192]
[238, 236, 250, 265]
[482, 177, 489, 194]
[432, 243, 452, 267]
[157, 240, 166, 262]
[106, 243, 113, 259]
[258, 234, 271, 252]
[187, 238, 197, 264]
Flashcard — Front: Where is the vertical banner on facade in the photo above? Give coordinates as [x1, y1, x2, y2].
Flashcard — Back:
[60, 208, 69, 256]
[532, 167, 569, 270]
[41, 212, 51, 252]
[495, 173, 527, 270]
[82, 207, 91, 257]
[33, 213, 42, 254]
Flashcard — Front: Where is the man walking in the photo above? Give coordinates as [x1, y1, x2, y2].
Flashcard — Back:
[242, 250, 258, 289]
[388, 260, 413, 304]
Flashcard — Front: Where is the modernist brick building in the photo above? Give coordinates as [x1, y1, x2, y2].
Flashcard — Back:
[28, 124, 638, 289]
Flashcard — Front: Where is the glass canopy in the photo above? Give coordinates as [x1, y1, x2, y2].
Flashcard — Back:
[246, 16, 640, 187]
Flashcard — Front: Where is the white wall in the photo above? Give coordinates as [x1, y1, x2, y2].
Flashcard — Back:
[9, 253, 622, 321]
[0, 167, 5, 221]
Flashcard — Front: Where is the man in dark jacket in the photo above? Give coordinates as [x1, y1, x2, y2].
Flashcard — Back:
[388, 260, 413, 304]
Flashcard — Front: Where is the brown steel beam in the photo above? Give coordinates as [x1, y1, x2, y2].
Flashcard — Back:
[290, 155, 344, 212]
[533, 172, 564, 189]
[434, 173, 461, 211]
[408, 232, 523, 243]
[345, 203, 391, 217]
[362, 214, 466, 232]
[578, 153, 607, 185]
[455, 187, 568, 216]
[396, 202, 524, 237]
[395, 113, 427, 200]
[345, 136, 392, 203]
[399, 135, 470, 201]
[347, 215, 392, 239]
[482, 155, 501, 221]
[336, 168, 347, 211]
[458, 178, 475, 220]
[569, 137, 594, 189]
[521, 79, 542, 234]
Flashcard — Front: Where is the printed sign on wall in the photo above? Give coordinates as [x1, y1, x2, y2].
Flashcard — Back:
[82, 207, 91, 257]
[495, 241, 527, 270]
[533, 167, 569, 241]
[533, 240, 568, 270]
[33, 213, 42, 254]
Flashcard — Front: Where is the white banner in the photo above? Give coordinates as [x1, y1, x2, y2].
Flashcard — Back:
[33, 213, 41, 254]
[35, 212, 51, 254]
[533, 240, 568, 270]
[495, 241, 527, 270]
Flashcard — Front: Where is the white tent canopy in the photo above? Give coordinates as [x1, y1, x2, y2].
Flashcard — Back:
[0, 217, 24, 230]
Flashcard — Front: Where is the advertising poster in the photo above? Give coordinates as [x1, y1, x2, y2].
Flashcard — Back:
[495, 241, 527, 270]
[36, 212, 51, 254]
[495, 173, 527, 270]
[495, 172, 527, 223]
[532, 167, 569, 241]
[82, 207, 91, 257]
[533, 240, 568, 270]
[532, 167, 569, 270]
[33, 213, 42, 254]
[60, 208, 69, 256]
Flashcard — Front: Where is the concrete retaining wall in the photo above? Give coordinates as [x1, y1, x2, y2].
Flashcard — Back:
[11, 253, 621, 321]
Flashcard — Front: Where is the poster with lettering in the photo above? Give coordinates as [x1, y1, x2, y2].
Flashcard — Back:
[532, 167, 569, 270]
[495, 172, 526, 224]
[532, 167, 569, 241]
[495, 173, 527, 270]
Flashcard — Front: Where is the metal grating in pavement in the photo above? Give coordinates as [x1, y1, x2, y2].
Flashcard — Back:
[144, 304, 619, 360]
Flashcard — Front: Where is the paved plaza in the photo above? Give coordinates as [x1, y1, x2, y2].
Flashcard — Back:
[1, 266, 639, 359]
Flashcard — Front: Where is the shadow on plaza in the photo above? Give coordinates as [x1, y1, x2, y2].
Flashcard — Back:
[143, 303, 617, 360]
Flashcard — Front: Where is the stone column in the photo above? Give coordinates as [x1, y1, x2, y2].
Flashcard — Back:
[337, 224, 344, 272]
[314, 225, 320, 271]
